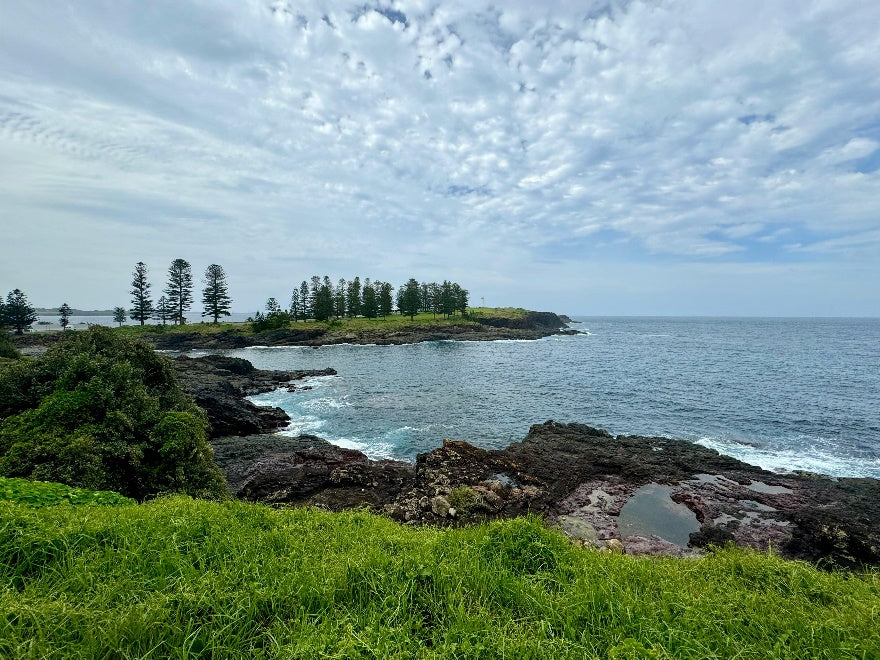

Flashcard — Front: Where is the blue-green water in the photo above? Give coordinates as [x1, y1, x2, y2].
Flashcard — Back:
[185, 317, 880, 478]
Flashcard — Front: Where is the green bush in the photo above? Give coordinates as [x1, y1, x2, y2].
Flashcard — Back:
[0, 333, 18, 360]
[0, 327, 226, 500]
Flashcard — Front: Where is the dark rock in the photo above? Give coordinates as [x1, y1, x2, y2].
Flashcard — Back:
[172, 355, 336, 438]
[211, 434, 412, 508]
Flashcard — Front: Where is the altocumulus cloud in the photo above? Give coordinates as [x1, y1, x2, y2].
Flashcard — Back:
[0, 0, 878, 314]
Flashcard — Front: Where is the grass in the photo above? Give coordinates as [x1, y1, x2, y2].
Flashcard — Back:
[112, 312, 482, 338]
[2, 494, 878, 658]
[0, 477, 134, 507]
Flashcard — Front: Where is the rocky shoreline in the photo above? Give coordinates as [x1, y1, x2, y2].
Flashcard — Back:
[177, 356, 880, 568]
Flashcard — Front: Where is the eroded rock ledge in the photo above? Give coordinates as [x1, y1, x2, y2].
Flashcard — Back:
[172, 355, 336, 438]
[210, 420, 879, 568]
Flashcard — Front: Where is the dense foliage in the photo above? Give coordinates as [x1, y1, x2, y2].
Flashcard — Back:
[0, 327, 226, 500]
[0, 333, 18, 360]
[1, 498, 877, 657]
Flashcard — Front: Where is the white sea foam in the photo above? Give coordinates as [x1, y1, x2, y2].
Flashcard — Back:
[277, 415, 326, 436]
[696, 436, 880, 479]
[328, 437, 396, 460]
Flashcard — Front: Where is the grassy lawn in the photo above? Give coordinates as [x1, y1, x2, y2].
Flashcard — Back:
[1, 487, 878, 658]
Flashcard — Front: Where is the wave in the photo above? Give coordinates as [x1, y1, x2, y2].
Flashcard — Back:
[695, 436, 880, 479]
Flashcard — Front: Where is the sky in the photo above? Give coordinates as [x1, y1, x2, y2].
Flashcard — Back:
[1, 0, 879, 316]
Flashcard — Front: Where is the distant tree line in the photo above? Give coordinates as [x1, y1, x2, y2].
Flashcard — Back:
[253, 275, 469, 330]
[3, 267, 470, 334]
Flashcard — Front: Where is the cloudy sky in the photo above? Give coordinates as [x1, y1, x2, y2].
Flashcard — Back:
[1, 0, 878, 316]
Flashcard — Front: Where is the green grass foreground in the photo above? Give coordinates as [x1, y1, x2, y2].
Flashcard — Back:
[2, 496, 878, 658]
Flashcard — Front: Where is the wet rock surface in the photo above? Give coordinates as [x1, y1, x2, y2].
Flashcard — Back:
[211, 414, 880, 567]
[172, 355, 335, 438]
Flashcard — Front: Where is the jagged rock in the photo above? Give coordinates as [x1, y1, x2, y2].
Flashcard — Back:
[172, 355, 336, 438]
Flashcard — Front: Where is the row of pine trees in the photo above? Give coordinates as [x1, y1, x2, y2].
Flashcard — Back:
[278, 276, 468, 323]
[3, 264, 470, 335]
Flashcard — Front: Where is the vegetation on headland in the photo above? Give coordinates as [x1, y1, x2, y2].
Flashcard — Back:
[0, 327, 226, 500]
[1, 494, 878, 658]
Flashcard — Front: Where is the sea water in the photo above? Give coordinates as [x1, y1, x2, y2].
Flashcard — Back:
[183, 317, 880, 478]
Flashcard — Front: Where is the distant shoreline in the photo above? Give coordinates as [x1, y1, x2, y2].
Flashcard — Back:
[14, 310, 576, 353]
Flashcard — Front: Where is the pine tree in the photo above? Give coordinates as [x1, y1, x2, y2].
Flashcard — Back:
[378, 282, 394, 319]
[299, 281, 310, 319]
[362, 281, 378, 319]
[164, 259, 193, 325]
[201, 264, 232, 323]
[313, 282, 334, 321]
[289, 289, 301, 321]
[346, 276, 362, 317]
[399, 278, 421, 319]
[58, 303, 72, 330]
[154, 296, 172, 325]
[113, 306, 126, 327]
[4, 289, 37, 334]
[128, 261, 153, 325]
[335, 278, 347, 319]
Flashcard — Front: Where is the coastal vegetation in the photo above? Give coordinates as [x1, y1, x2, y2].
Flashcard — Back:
[1, 494, 878, 658]
[0, 289, 37, 335]
[0, 327, 226, 500]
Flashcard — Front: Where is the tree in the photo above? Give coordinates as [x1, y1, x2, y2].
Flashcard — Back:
[299, 281, 311, 319]
[164, 259, 193, 325]
[334, 278, 347, 319]
[113, 306, 126, 327]
[128, 261, 153, 325]
[398, 279, 421, 319]
[154, 296, 173, 325]
[58, 303, 72, 330]
[362, 281, 378, 319]
[4, 289, 37, 334]
[289, 288, 301, 321]
[346, 276, 362, 317]
[313, 279, 334, 322]
[378, 281, 394, 319]
[201, 264, 232, 323]
[455, 284, 469, 316]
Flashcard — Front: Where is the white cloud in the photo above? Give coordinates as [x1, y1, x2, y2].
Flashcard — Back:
[0, 0, 878, 314]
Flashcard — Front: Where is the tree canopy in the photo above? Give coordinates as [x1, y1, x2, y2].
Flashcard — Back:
[0, 327, 226, 500]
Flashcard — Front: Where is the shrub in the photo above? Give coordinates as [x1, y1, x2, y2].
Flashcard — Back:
[0, 327, 226, 500]
[448, 485, 479, 512]
[0, 333, 18, 360]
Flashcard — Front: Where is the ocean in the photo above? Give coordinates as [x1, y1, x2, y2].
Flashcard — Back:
[181, 317, 879, 479]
